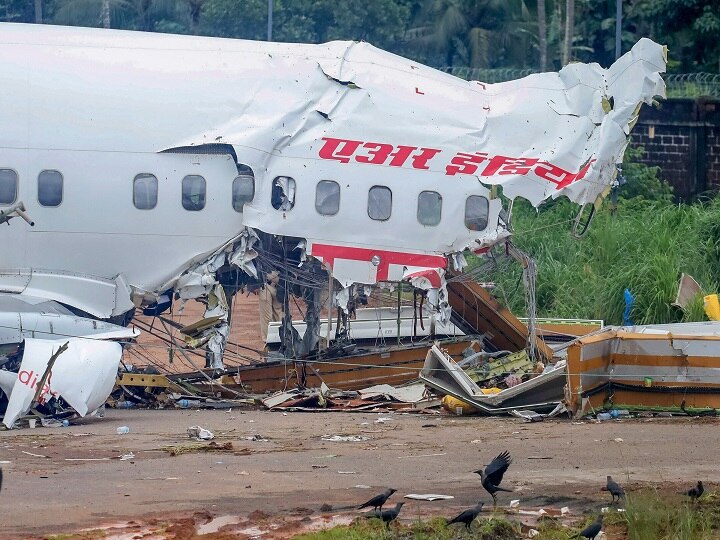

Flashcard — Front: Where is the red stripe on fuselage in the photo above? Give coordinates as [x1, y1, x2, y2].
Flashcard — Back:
[310, 244, 447, 281]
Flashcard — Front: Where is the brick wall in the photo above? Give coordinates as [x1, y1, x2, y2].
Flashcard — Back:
[633, 98, 720, 201]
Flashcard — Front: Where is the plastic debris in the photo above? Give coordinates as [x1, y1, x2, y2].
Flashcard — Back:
[510, 499, 520, 508]
[404, 494, 454, 501]
[510, 409, 544, 422]
[186, 425, 214, 440]
[116, 426, 130, 434]
[321, 435, 369, 442]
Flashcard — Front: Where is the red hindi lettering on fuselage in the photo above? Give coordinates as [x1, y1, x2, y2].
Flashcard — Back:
[319, 137, 441, 170]
[318, 137, 595, 190]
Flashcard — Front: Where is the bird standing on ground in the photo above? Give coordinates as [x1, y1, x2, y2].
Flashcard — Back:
[474, 451, 513, 506]
[359, 488, 396, 512]
[572, 514, 603, 539]
[685, 480, 704, 501]
[447, 502, 484, 530]
[376, 502, 405, 528]
[606, 475, 625, 504]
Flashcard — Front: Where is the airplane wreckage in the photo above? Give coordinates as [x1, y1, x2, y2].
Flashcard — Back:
[0, 23, 676, 428]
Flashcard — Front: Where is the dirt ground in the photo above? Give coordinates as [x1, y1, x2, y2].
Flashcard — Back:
[1, 408, 718, 539]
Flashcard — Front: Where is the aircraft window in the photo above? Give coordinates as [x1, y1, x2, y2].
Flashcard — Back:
[38, 170, 63, 207]
[232, 174, 255, 212]
[182, 175, 206, 211]
[417, 190, 442, 226]
[464, 195, 489, 231]
[133, 174, 158, 210]
[0, 169, 18, 205]
[271, 176, 295, 211]
[315, 180, 340, 216]
[368, 185, 392, 221]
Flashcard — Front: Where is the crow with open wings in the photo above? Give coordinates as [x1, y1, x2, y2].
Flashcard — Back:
[474, 451, 513, 506]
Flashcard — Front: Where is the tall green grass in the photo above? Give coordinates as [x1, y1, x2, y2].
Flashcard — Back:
[622, 490, 719, 540]
[293, 494, 720, 539]
[490, 193, 720, 325]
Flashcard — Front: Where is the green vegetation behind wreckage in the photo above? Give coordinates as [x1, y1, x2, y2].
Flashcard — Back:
[484, 146, 720, 326]
[295, 491, 720, 539]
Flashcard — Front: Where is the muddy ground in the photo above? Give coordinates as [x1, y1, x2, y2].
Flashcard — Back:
[1, 408, 718, 539]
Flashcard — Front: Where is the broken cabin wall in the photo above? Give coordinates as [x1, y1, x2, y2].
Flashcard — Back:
[633, 98, 720, 201]
[567, 329, 720, 414]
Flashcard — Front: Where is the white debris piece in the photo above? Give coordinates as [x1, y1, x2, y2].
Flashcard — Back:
[404, 494, 454, 501]
[187, 426, 215, 440]
[321, 435, 369, 442]
[2, 338, 122, 428]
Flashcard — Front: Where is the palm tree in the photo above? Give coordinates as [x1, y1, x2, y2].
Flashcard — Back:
[101, 0, 110, 27]
[53, 0, 176, 31]
[187, 0, 205, 35]
[409, 0, 533, 68]
[537, 0, 547, 70]
[562, 0, 574, 65]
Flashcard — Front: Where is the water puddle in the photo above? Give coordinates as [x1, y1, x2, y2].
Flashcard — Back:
[196, 514, 243, 535]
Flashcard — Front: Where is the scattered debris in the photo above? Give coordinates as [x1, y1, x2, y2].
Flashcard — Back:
[187, 425, 214, 440]
[420, 344, 566, 415]
[397, 452, 446, 459]
[164, 441, 235, 456]
[2, 338, 123, 429]
[567, 322, 720, 417]
[321, 435, 369, 442]
[404, 493, 454, 501]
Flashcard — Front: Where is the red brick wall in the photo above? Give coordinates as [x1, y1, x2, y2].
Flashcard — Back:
[634, 98, 720, 201]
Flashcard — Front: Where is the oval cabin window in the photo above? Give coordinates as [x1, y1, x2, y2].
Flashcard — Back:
[0, 169, 18, 205]
[133, 174, 158, 210]
[464, 195, 489, 231]
[367, 185, 392, 221]
[182, 175, 206, 211]
[315, 180, 340, 216]
[38, 170, 63, 207]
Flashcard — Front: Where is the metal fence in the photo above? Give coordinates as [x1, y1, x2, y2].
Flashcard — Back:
[441, 68, 720, 98]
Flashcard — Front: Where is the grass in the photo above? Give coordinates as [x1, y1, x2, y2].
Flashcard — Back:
[467, 143, 720, 325]
[484, 194, 720, 326]
[622, 489, 720, 540]
[293, 515, 522, 540]
[294, 491, 720, 539]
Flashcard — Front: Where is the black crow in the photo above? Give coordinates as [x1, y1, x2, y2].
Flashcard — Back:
[359, 488, 396, 512]
[572, 514, 603, 539]
[606, 475, 625, 504]
[474, 451, 513, 505]
[447, 502, 484, 530]
[377, 502, 405, 528]
[684, 480, 704, 501]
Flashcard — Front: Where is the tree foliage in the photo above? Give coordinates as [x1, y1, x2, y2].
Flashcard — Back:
[1, 0, 716, 72]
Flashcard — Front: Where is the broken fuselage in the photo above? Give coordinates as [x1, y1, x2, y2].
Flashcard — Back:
[0, 24, 666, 366]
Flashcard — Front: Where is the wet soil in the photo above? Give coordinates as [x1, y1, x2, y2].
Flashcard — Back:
[1, 408, 718, 539]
